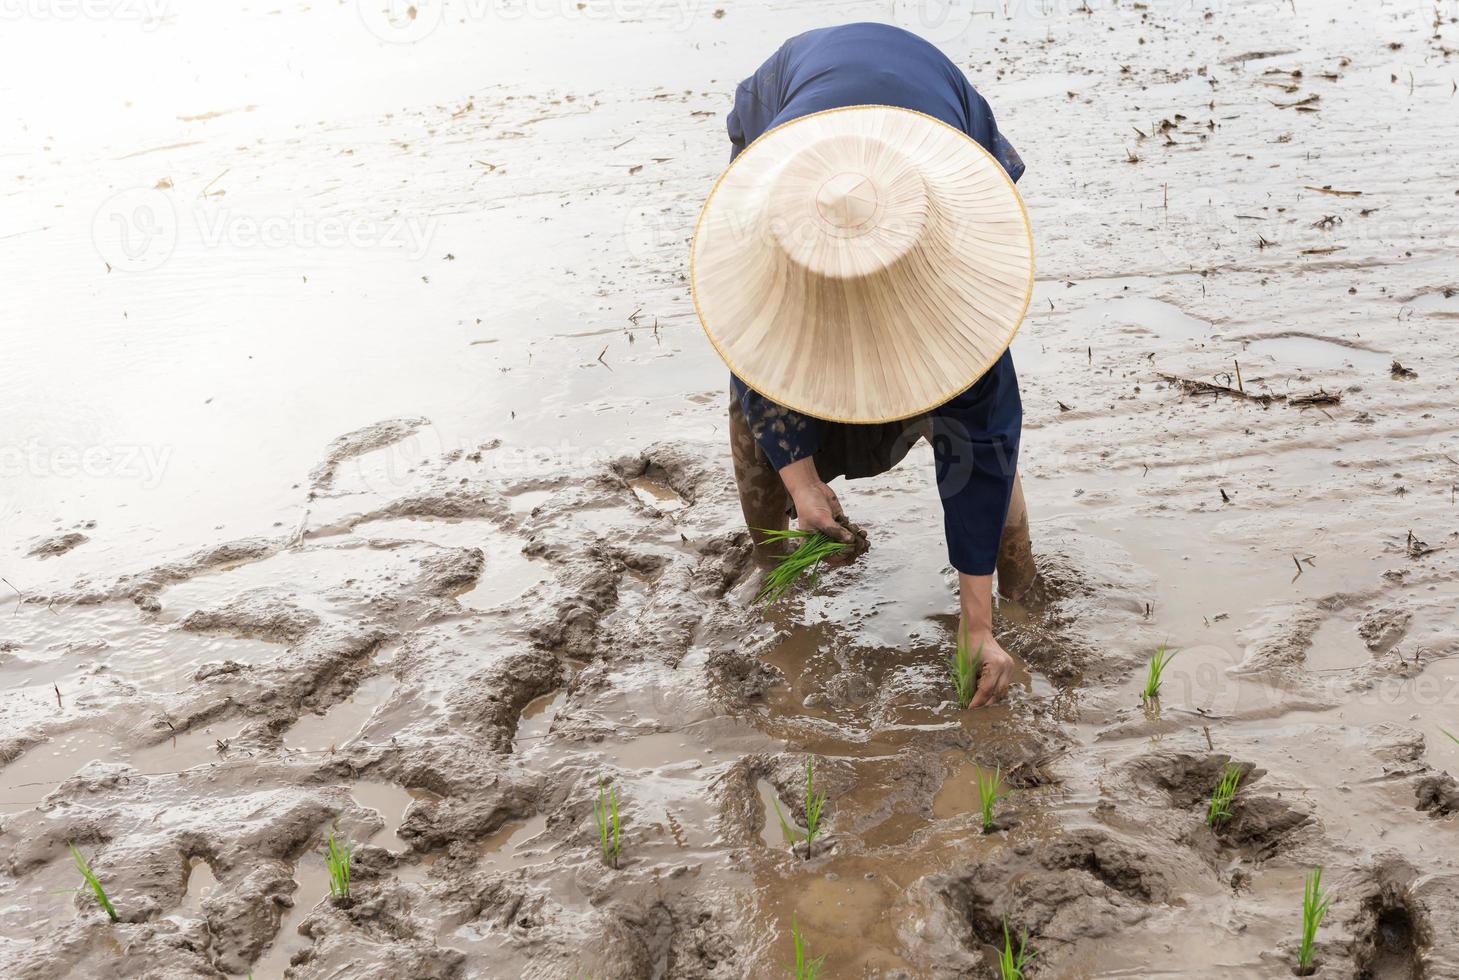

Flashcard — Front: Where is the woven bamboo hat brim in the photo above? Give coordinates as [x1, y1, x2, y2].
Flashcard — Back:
[691, 104, 1034, 423]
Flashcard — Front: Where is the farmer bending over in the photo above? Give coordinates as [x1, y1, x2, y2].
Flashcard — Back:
[690, 23, 1036, 707]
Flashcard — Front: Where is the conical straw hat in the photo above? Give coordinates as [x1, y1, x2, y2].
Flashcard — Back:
[691, 105, 1034, 423]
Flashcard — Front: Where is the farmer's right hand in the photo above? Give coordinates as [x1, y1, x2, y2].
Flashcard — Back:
[778, 458, 868, 566]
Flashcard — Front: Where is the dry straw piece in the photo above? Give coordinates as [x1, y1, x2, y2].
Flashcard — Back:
[692, 104, 1034, 423]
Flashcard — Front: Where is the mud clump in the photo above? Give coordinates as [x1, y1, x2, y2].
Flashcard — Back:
[1340, 856, 1435, 980]
[25, 531, 88, 558]
[308, 416, 431, 491]
[1412, 772, 1459, 816]
[910, 828, 1176, 972]
[1124, 750, 1256, 808]
[1212, 795, 1310, 856]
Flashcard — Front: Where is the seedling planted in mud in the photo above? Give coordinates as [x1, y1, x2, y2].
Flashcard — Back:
[68, 843, 118, 922]
[1140, 643, 1179, 702]
[1207, 762, 1243, 828]
[595, 778, 622, 869]
[946, 627, 984, 708]
[1442, 727, 1459, 748]
[1297, 866, 1333, 975]
[998, 920, 1034, 980]
[754, 529, 849, 604]
[769, 759, 828, 855]
[789, 917, 826, 979]
[977, 766, 1005, 833]
[325, 828, 352, 903]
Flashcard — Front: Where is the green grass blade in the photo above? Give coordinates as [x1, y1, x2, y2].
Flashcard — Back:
[325, 828, 352, 902]
[790, 917, 826, 979]
[978, 766, 1004, 833]
[998, 919, 1034, 979]
[1206, 763, 1243, 828]
[595, 778, 621, 868]
[1298, 866, 1332, 971]
[754, 530, 849, 605]
[770, 794, 801, 846]
[803, 758, 827, 846]
[1141, 643, 1179, 702]
[68, 843, 118, 922]
[946, 626, 984, 708]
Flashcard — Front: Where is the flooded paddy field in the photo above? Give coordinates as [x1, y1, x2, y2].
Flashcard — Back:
[3, 0, 1459, 976]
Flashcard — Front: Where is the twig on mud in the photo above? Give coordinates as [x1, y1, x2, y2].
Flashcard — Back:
[1303, 184, 1362, 197]
[200, 168, 229, 197]
[1157, 372, 1279, 405]
[1203, 726, 1214, 751]
[596, 345, 612, 371]
[2, 576, 23, 615]
[1269, 94, 1320, 109]
[1289, 389, 1341, 408]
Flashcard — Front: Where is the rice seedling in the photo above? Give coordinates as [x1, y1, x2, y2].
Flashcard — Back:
[754, 528, 848, 604]
[802, 758, 827, 846]
[1207, 762, 1243, 828]
[1140, 643, 1179, 702]
[595, 778, 622, 869]
[67, 843, 118, 922]
[1442, 727, 1459, 747]
[789, 917, 826, 979]
[768, 760, 828, 855]
[325, 828, 352, 903]
[1297, 865, 1332, 975]
[946, 626, 984, 708]
[977, 765, 1005, 833]
[998, 919, 1034, 979]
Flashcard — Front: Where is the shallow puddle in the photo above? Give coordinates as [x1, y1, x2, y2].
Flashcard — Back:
[248, 850, 330, 979]
[476, 813, 551, 870]
[351, 780, 435, 852]
[1242, 333, 1390, 374]
[284, 671, 396, 753]
[177, 856, 220, 917]
[627, 474, 686, 514]
[157, 543, 421, 623]
[513, 686, 566, 744]
[0, 602, 279, 693]
[1, 722, 244, 814]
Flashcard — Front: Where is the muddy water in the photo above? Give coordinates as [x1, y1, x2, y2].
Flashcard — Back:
[6, 0, 1459, 977]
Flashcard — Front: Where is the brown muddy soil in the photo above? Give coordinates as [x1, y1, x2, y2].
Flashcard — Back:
[5, 0, 1459, 977]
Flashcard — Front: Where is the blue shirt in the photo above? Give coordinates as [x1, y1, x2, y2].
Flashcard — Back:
[726, 23, 1024, 576]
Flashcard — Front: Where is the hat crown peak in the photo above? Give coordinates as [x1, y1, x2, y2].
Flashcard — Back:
[767, 135, 931, 278]
[816, 172, 879, 229]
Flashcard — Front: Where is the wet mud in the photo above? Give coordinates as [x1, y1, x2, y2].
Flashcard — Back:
[6, 0, 1459, 976]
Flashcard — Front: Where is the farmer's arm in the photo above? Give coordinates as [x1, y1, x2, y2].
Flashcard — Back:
[934, 350, 1022, 706]
[732, 378, 857, 553]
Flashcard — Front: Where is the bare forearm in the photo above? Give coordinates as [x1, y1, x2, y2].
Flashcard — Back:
[958, 572, 994, 638]
[777, 456, 821, 496]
